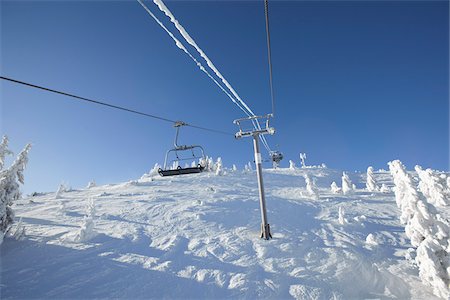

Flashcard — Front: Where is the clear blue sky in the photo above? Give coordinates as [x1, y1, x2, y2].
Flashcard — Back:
[1, 0, 448, 193]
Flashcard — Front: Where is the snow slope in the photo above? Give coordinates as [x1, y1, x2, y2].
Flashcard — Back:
[1, 167, 447, 299]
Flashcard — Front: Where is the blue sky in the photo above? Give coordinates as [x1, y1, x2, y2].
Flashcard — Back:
[1, 0, 448, 193]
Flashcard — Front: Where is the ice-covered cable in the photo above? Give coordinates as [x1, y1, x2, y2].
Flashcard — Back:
[137, 0, 252, 118]
[139, 0, 272, 153]
[152, 0, 256, 118]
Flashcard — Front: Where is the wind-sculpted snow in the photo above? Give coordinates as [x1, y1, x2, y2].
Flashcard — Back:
[1, 166, 447, 298]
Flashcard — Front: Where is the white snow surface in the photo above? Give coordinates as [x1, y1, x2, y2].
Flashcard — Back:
[2, 166, 448, 299]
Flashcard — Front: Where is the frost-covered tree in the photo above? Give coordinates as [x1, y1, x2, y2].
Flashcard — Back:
[380, 184, 390, 193]
[338, 206, 347, 225]
[141, 163, 161, 180]
[289, 160, 296, 170]
[299, 153, 306, 168]
[149, 163, 161, 176]
[330, 182, 341, 194]
[366, 166, 379, 192]
[203, 156, 214, 172]
[59, 199, 66, 214]
[55, 184, 66, 199]
[415, 165, 449, 207]
[0, 136, 13, 170]
[244, 162, 252, 172]
[86, 180, 96, 189]
[304, 174, 319, 200]
[76, 197, 96, 242]
[389, 160, 449, 299]
[215, 157, 223, 176]
[0, 143, 31, 243]
[341, 172, 353, 195]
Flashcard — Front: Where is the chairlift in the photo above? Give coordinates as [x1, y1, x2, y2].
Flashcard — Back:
[158, 121, 206, 177]
[270, 150, 283, 168]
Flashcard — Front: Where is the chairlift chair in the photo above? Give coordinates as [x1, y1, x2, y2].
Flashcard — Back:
[270, 150, 283, 168]
[158, 121, 206, 177]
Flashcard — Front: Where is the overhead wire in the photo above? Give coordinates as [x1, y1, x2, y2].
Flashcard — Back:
[137, 0, 254, 121]
[137, 0, 273, 153]
[0, 76, 234, 136]
[260, 0, 276, 154]
[264, 0, 275, 117]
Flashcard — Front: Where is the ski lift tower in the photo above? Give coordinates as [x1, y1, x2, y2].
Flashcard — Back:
[234, 114, 275, 240]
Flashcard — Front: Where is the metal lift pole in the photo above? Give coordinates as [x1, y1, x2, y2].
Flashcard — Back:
[252, 133, 272, 240]
[234, 114, 274, 240]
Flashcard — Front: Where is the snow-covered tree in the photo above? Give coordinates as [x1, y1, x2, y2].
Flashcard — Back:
[171, 160, 179, 170]
[86, 180, 96, 189]
[215, 157, 223, 176]
[415, 165, 449, 207]
[338, 206, 347, 225]
[59, 199, 66, 214]
[150, 163, 161, 176]
[299, 153, 307, 168]
[366, 166, 379, 192]
[380, 184, 390, 193]
[244, 162, 252, 172]
[330, 181, 341, 194]
[232, 164, 237, 172]
[76, 197, 96, 242]
[389, 160, 450, 299]
[140, 163, 161, 179]
[304, 174, 319, 200]
[289, 160, 296, 170]
[0, 136, 13, 170]
[0, 143, 31, 243]
[341, 172, 353, 195]
[202, 156, 214, 172]
[55, 184, 66, 199]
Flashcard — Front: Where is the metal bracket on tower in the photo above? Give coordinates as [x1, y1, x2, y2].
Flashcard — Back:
[233, 114, 274, 240]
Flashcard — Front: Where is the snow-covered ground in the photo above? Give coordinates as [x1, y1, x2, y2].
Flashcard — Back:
[1, 166, 448, 299]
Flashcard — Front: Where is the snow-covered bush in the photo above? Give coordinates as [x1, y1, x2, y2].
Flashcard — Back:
[341, 172, 353, 195]
[289, 160, 296, 170]
[304, 174, 319, 200]
[76, 197, 96, 242]
[389, 160, 449, 299]
[0, 140, 31, 244]
[366, 166, 379, 192]
[299, 153, 307, 168]
[330, 182, 341, 194]
[415, 165, 449, 207]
